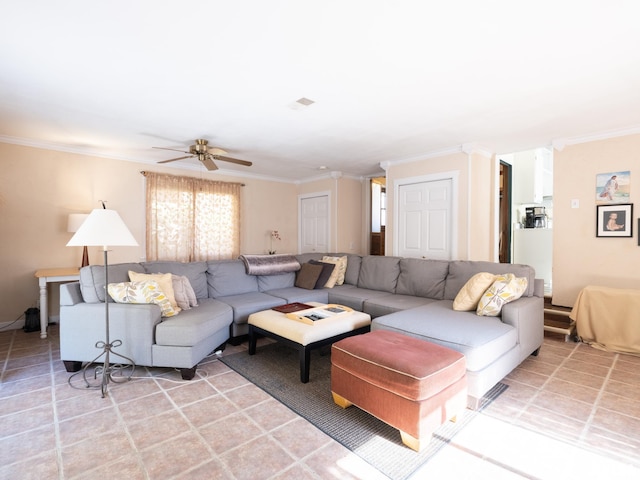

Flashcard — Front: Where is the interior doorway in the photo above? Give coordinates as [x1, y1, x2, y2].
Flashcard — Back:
[499, 161, 512, 263]
[498, 148, 554, 294]
[370, 177, 386, 255]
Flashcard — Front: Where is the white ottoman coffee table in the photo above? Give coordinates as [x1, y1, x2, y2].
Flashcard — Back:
[247, 303, 371, 383]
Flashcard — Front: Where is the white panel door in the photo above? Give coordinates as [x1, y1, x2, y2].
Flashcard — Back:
[397, 179, 452, 259]
[299, 194, 329, 253]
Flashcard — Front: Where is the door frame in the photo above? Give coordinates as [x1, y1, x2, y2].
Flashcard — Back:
[297, 191, 331, 254]
[498, 160, 512, 263]
[393, 171, 459, 258]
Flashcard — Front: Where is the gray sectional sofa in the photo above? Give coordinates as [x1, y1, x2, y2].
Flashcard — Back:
[60, 253, 544, 406]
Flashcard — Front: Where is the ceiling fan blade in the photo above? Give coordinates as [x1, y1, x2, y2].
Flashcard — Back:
[207, 147, 227, 156]
[212, 155, 253, 167]
[201, 155, 218, 171]
[152, 146, 191, 154]
[157, 155, 193, 164]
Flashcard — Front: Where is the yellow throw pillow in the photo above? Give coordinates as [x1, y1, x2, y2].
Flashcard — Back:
[476, 274, 528, 317]
[108, 281, 177, 317]
[453, 272, 497, 311]
[321, 255, 348, 287]
[129, 271, 178, 310]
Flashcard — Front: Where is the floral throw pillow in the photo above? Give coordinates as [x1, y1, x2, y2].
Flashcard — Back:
[108, 281, 177, 317]
[476, 274, 528, 317]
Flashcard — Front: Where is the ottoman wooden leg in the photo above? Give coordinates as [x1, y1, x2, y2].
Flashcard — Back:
[400, 431, 424, 452]
[332, 392, 353, 409]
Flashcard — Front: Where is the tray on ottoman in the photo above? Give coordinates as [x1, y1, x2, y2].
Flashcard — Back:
[331, 330, 467, 451]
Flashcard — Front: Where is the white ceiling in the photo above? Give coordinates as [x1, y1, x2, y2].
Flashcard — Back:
[2, 1, 640, 182]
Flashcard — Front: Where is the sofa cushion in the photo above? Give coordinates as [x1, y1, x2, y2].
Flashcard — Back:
[295, 263, 323, 289]
[80, 263, 144, 303]
[343, 254, 362, 285]
[107, 281, 177, 317]
[216, 292, 284, 325]
[207, 260, 258, 297]
[395, 258, 449, 299]
[453, 272, 498, 311]
[154, 298, 232, 347]
[358, 256, 401, 293]
[142, 261, 208, 299]
[257, 272, 295, 292]
[371, 301, 518, 372]
[265, 286, 329, 304]
[476, 274, 528, 317]
[363, 293, 436, 318]
[444, 261, 535, 300]
[328, 286, 390, 311]
[295, 252, 325, 264]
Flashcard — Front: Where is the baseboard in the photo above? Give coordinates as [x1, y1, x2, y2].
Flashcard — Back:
[0, 319, 25, 331]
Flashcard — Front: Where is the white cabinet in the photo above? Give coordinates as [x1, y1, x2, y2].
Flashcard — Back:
[511, 148, 552, 205]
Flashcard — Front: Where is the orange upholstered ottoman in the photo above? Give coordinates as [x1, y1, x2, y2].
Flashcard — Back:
[331, 330, 467, 451]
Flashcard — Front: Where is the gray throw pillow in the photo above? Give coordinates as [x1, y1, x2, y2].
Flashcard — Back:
[309, 260, 336, 289]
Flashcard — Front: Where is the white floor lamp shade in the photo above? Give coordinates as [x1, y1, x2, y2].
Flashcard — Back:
[66, 207, 138, 397]
[67, 208, 138, 249]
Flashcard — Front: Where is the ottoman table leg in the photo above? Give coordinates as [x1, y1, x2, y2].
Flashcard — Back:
[332, 391, 353, 408]
[400, 431, 423, 452]
[299, 346, 312, 383]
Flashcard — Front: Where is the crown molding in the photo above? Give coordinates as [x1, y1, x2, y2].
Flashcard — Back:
[552, 124, 640, 151]
[0, 134, 347, 185]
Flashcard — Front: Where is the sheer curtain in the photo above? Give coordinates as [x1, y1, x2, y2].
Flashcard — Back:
[145, 172, 241, 262]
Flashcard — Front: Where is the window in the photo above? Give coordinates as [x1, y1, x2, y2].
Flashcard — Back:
[144, 172, 241, 262]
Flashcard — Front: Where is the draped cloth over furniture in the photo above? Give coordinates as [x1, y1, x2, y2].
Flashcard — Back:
[240, 254, 300, 275]
[571, 285, 640, 355]
[144, 171, 241, 262]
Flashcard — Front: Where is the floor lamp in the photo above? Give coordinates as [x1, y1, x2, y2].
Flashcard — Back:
[66, 205, 139, 397]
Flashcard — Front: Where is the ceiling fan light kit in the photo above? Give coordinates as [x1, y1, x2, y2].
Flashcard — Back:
[153, 139, 252, 171]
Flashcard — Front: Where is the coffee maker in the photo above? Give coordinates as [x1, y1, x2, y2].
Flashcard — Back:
[525, 207, 546, 228]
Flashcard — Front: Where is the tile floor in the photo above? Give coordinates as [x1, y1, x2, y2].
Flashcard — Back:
[0, 326, 639, 479]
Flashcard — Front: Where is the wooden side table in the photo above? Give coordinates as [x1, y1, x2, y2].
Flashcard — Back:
[34, 268, 80, 339]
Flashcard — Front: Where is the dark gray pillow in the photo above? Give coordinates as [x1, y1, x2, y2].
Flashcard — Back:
[309, 260, 336, 289]
[295, 263, 323, 290]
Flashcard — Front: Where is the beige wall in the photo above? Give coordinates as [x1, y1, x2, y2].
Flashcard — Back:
[552, 134, 640, 306]
[0, 142, 299, 325]
[384, 150, 495, 261]
[4, 131, 638, 326]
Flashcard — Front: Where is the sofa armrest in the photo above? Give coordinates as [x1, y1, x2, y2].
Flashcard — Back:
[60, 282, 84, 306]
[60, 303, 161, 365]
[501, 296, 544, 357]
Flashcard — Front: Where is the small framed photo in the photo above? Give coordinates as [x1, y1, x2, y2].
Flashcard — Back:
[596, 204, 633, 237]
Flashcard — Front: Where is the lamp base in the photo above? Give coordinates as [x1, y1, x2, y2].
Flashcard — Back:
[81, 246, 89, 268]
[79, 339, 135, 397]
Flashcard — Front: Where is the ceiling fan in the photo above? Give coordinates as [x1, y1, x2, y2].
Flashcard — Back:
[153, 139, 252, 171]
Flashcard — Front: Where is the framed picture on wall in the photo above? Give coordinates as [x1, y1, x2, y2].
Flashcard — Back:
[596, 204, 633, 237]
[595, 171, 630, 204]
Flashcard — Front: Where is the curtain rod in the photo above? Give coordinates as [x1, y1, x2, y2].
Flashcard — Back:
[140, 171, 245, 186]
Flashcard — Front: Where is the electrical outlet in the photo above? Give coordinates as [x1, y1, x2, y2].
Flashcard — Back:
[571, 199, 579, 208]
